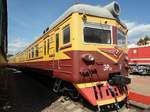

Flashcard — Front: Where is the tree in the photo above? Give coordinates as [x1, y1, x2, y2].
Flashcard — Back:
[144, 36, 150, 44]
[137, 38, 144, 45]
[137, 36, 150, 46]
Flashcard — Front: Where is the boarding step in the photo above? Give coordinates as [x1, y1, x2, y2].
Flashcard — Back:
[53, 79, 62, 93]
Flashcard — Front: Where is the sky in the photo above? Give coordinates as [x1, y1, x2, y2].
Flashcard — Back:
[8, 0, 150, 54]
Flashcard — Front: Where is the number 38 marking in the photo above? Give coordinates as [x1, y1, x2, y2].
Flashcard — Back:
[103, 64, 112, 71]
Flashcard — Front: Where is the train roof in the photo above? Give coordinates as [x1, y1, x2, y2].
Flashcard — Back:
[48, 3, 114, 30]
[47, 2, 126, 33]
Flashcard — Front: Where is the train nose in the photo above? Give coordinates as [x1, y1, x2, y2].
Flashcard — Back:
[74, 81, 128, 106]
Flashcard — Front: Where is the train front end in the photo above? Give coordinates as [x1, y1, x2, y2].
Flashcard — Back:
[70, 2, 131, 109]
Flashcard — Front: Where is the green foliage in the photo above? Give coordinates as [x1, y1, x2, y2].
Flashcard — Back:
[137, 35, 150, 46]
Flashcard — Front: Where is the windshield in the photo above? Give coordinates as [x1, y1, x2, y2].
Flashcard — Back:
[84, 23, 111, 44]
[117, 29, 126, 47]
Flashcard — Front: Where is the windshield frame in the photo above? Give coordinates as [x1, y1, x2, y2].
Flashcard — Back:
[82, 22, 113, 45]
[117, 29, 127, 47]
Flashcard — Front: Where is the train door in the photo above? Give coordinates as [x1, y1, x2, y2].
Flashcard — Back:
[54, 32, 60, 69]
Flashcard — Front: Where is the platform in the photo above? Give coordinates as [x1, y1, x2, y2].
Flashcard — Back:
[128, 75, 150, 109]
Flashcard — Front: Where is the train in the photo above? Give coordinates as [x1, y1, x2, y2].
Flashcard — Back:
[128, 45, 150, 74]
[0, 0, 7, 69]
[8, 1, 131, 111]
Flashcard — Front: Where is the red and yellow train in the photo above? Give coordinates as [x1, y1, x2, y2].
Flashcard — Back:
[9, 1, 131, 111]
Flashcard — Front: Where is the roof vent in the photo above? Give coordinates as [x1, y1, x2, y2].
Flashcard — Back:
[105, 1, 120, 17]
[46, 27, 49, 32]
[43, 27, 49, 34]
[43, 30, 46, 34]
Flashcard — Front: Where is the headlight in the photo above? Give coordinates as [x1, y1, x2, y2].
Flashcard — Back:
[105, 1, 120, 17]
[82, 54, 95, 63]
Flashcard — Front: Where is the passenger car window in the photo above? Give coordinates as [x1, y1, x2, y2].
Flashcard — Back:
[56, 33, 59, 52]
[31, 47, 34, 58]
[63, 25, 70, 44]
[44, 41, 46, 55]
[29, 50, 31, 59]
[47, 39, 50, 54]
[35, 45, 39, 57]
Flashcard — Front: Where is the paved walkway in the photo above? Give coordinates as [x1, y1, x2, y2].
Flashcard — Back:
[128, 75, 150, 106]
[129, 75, 150, 96]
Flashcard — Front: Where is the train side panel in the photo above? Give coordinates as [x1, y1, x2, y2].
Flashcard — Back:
[9, 14, 76, 82]
[128, 46, 150, 64]
[128, 46, 150, 74]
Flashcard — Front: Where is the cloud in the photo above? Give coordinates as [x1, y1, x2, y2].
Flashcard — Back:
[8, 38, 29, 55]
[124, 20, 150, 44]
[8, 34, 40, 55]
[123, 20, 137, 30]
[128, 24, 150, 37]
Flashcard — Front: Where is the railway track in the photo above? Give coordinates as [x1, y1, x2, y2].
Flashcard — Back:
[41, 95, 144, 112]
[41, 96, 91, 112]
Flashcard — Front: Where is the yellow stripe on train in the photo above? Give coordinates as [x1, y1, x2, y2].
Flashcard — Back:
[97, 94, 126, 106]
[74, 81, 107, 88]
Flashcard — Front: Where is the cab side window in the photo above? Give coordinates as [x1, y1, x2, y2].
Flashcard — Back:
[63, 25, 70, 44]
